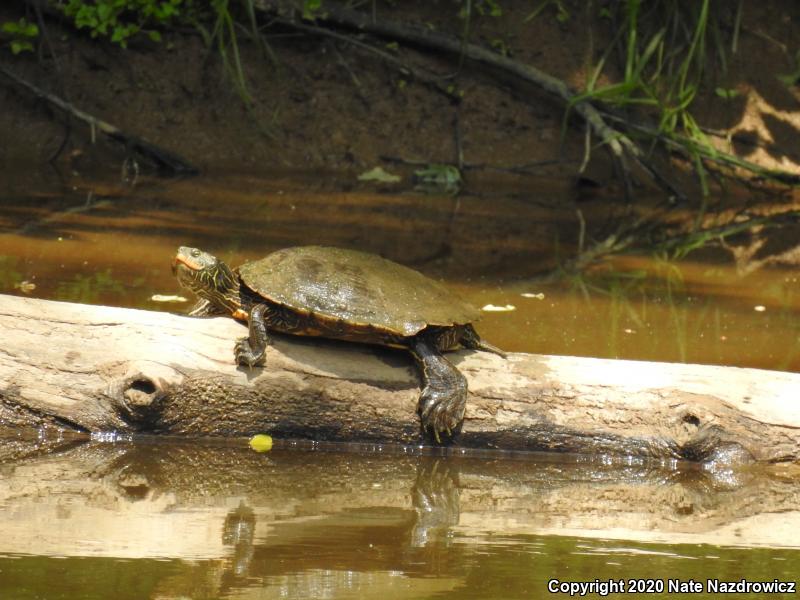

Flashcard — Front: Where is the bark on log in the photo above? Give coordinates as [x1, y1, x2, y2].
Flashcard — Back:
[1, 293, 799, 464]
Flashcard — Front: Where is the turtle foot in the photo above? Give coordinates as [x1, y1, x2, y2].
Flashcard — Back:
[234, 337, 266, 368]
[417, 378, 467, 443]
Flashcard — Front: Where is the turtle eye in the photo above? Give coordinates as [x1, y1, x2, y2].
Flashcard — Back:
[191, 249, 201, 258]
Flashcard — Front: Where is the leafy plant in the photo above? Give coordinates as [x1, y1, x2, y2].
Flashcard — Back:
[413, 164, 462, 195]
[714, 87, 739, 100]
[568, 0, 749, 196]
[302, 0, 322, 20]
[777, 49, 800, 88]
[358, 166, 401, 183]
[190, 0, 253, 104]
[53, 0, 265, 107]
[458, 0, 502, 19]
[56, 0, 184, 47]
[1, 18, 39, 54]
[474, 0, 502, 17]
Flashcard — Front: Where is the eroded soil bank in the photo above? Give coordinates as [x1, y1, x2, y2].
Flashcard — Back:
[1, 1, 799, 183]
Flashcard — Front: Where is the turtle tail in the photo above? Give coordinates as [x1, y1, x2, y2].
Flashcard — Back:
[461, 324, 507, 358]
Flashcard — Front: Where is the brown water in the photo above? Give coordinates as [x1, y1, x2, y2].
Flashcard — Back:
[2, 168, 800, 369]
[1, 169, 799, 598]
[1, 433, 799, 599]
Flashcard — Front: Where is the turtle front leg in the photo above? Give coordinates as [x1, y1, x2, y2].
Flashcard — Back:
[411, 335, 468, 441]
[188, 298, 228, 317]
[234, 304, 271, 368]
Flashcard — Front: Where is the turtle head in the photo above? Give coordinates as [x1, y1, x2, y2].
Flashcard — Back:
[172, 247, 240, 313]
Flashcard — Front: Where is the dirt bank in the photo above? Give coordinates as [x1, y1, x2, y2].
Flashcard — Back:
[1, 1, 798, 185]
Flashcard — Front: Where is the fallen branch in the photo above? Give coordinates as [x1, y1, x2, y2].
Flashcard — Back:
[1, 294, 799, 465]
[0, 66, 198, 176]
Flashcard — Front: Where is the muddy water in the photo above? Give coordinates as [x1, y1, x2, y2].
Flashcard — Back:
[1, 169, 800, 598]
[2, 169, 800, 369]
[0, 435, 799, 599]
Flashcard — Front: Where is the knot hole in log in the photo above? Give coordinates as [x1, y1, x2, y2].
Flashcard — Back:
[125, 378, 159, 405]
[120, 373, 165, 430]
[672, 412, 702, 447]
[680, 412, 701, 438]
[678, 423, 755, 468]
[108, 361, 183, 431]
[117, 471, 152, 501]
[682, 413, 701, 427]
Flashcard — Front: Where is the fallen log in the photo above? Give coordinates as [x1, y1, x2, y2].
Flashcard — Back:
[1, 293, 798, 464]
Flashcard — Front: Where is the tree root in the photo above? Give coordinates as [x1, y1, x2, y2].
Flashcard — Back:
[0, 66, 198, 176]
[254, 0, 686, 202]
[600, 111, 800, 187]
[269, 17, 461, 103]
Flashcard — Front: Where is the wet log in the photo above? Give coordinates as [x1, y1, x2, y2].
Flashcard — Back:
[1, 293, 799, 464]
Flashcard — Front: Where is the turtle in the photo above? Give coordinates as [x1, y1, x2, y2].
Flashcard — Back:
[172, 245, 504, 440]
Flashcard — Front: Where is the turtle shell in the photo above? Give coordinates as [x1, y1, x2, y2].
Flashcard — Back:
[238, 246, 480, 337]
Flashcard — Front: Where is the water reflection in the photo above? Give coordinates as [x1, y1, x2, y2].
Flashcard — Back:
[408, 459, 460, 549]
[222, 501, 256, 579]
[0, 436, 798, 598]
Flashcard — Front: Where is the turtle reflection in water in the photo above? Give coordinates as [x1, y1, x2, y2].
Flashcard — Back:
[172, 245, 504, 440]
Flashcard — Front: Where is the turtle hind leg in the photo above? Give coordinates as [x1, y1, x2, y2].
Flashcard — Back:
[461, 324, 507, 358]
[234, 303, 271, 368]
[410, 335, 468, 443]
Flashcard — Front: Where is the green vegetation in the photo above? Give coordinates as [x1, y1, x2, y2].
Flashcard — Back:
[778, 49, 800, 87]
[48, 0, 257, 102]
[193, 0, 253, 103]
[461, 0, 503, 18]
[248, 433, 274, 452]
[525, 0, 570, 24]
[1, 18, 38, 54]
[302, 0, 322, 20]
[413, 164, 462, 195]
[576, 0, 740, 194]
[58, 0, 183, 46]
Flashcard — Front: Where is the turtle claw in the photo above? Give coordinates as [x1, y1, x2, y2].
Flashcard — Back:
[417, 383, 466, 444]
[234, 336, 266, 369]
